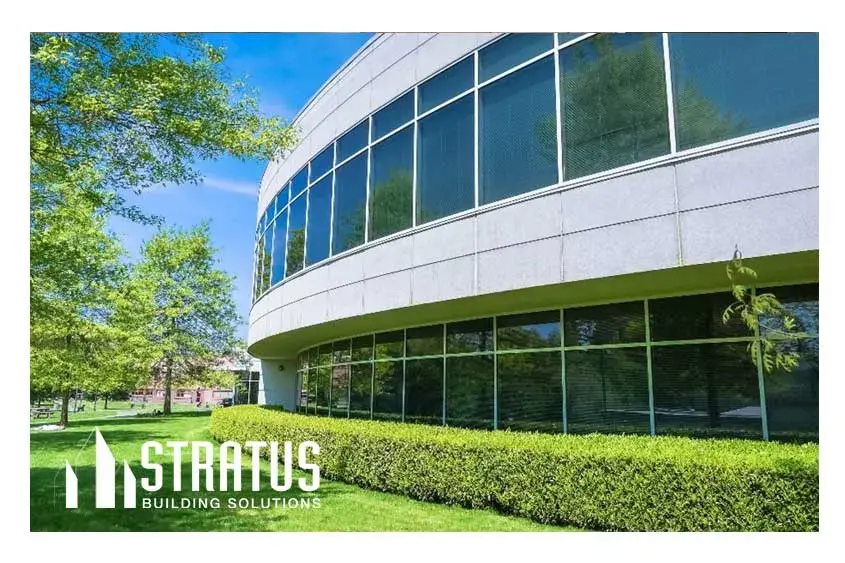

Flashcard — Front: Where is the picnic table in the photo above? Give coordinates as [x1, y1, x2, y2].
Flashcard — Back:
[30, 406, 52, 419]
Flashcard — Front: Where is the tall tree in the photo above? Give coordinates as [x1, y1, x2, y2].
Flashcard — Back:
[137, 224, 240, 414]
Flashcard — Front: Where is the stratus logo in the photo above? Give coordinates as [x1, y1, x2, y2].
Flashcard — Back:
[64, 429, 320, 510]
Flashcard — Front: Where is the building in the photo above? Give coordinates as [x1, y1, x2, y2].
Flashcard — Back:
[249, 33, 818, 442]
[132, 355, 260, 406]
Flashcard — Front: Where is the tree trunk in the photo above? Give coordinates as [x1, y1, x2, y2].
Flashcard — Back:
[59, 389, 70, 427]
[104, 396, 108, 410]
[164, 356, 173, 415]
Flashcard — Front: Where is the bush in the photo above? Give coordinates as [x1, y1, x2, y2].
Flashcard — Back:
[211, 406, 818, 531]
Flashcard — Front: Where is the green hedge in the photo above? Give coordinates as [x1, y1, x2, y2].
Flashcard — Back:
[211, 406, 819, 531]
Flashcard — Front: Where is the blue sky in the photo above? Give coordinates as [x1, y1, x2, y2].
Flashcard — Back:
[108, 33, 372, 340]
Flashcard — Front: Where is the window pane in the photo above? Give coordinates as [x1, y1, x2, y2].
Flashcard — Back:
[369, 126, 413, 240]
[566, 348, 651, 434]
[497, 351, 562, 432]
[286, 194, 306, 275]
[652, 342, 762, 439]
[649, 292, 748, 341]
[419, 56, 474, 113]
[479, 56, 558, 205]
[318, 344, 332, 367]
[417, 95, 475, 224]
[404, 358, 443, 425]
[372, 91, 414, 140]
[307, 368, 317, 414]
[372, 360, 403, 421]
[766, 338, 818, 443]
[337, 120, 368, 162]
[330, 365, 349, 418]
[670, 33, 818, 151]
[315, 366, 331, 416]
[351, 335, 373, 362]
[497, 310, 561, 350]
[332, 152, 368, 255]
[406, 325, 443, 357]
[446, 318, 494, 354]
[261, 232, 272, 293]
[298, 370, 309, 413]
[446, 355, 494, 429]
[564, 301, 645, 346]
[479, 33, 553, 82]
[291, 167, 308, 198]
[270, 209, 287, 285]
[332, 339, 351, 364]
[305, 173, 332, 266]
[558, 33, 586, 46]
[349, 363, 373, 419]
[759, 283, 818, 337]
[310, 145, 334, 182]
[561, 33, 670, 180]
[254, 234, 264, 297]
[375, 330, 404, 359]
[308, 347, 319, 367]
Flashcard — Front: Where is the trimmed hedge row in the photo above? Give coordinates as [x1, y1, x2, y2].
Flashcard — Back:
[211, 406, 819, 531]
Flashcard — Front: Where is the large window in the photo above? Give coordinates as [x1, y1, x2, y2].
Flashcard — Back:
[305, 173, 332, 266]
[286, 194, 306, 275]
[419, 56, 473, 113]
[560, 33, 670, 180]
[669, 33, 819, 151]
[294, 284, 819, 442]
[270, 209, 287, 285]
[369, 126, 413, 241]
[416, 94, 475, 224]
[332, 153, 368, 255]
[337, 120, 368, 163]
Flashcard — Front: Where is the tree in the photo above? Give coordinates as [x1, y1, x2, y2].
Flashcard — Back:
[31, 33, 297, 223]
[137, 224, 240, 414]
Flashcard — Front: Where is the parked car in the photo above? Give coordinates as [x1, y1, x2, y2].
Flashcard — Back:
[221, 398, 233, 407]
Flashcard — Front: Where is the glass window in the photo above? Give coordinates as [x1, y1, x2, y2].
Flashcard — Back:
[332, 339, 351, 364]
[419, 56, 474, 114]
[564, 301, 645, 346]
[260, 232, 272, 293]
[305, 173, 332, 266]
[307, 368, 318, 414]
[286, 194, 306, 275]
[369, 126, 413, 240]
[318, 344, 332, 367]
[651, 342, 762, 439]
[446, 355, 494, 429]
[561, 33, 669, 180]
[253, 234, 264, 299]
[558, 33, 586, 46]
[497, 351, 562, 432]
[670, 33, 818, 151]
[332, 152, 368, 255]
[372, 360, 403, 422]
[315, 366, 331, 417]
[298, 370, 309, 413]
[479, 33, 553, 82]
[310, 145, 334, 183]
[308, 347, 319, 367]
[497, 310, 561, 350]
[765, 338, 818, 443]
[446, 318, 494, 354]
[372, 91, 414, 140]
[566, 348, 650, 434]
[270, 209, 287, 285]
[276, 183, 289, 211]
[404, 358, 443, 425]
[349, 363, 373, 419]
[291, 167, 308, 198]
[417, 95, 475, 224]
[406, 325, 443, 357]
[375, 330, 404, 359]
[759, 284, 818, 337]
[330, 365, 350, 418]
[351, 335, 373, 362]
[649, 292, 748, 342]
[337, 120, 369, 163]
[479, 56, 558, 205]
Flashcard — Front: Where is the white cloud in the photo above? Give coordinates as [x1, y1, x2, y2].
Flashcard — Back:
[201, 176, 258, 197]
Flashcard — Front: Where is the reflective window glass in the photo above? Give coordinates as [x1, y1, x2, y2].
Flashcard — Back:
[479, 56, 558, 205]
[766, 338, 818, 443]
[561, 33, 670, 180]
[316, 366, 331, 417]
[307, 368, 317, 414]
[349, 363, 373, 419]
[497, 351, 562, 432]
[351, 335, 374, 362]
[332, 339, 351, 364]
[564, 301, 645, 346]
[406, 325, 443, 357]
[332, 152, 368, 255]
[419, 56, 474, 114]
[260, 232, 272, 293]
[759, 284, 818, 337]
[372, 91, 414, 140]
[479, 33, 553, 82]
[417, 95, 475, 224]
[404, 358, 443, 425]
[291, 167, 308, 198]
[337, 120, 369, 163]
[286, 194, 306, 275]
[330, 365, 350, 418]
[372, 361, 403, 421]
[369, 126, 413, 240]
[375, 331, 404, 359]
[497, 310, 561, 350]
[670, 33, 818, 151]
[310, 145, 334, 183]
[446, 318, 494, 354]
[446, 355, 494, 429]
[649, 292, 748, 342]
[318, 344, 332, 367]
[270, 209, 287, 285]
[305, 173, 332, 266]
[558, 33, 586, 46]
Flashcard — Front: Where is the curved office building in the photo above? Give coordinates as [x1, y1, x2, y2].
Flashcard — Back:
[249, 33, 819, 442]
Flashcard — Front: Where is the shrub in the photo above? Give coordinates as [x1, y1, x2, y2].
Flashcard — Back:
[211, 406, 819, 531]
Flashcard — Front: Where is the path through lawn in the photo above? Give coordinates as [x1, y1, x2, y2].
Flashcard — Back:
[30, 411, 571, 531]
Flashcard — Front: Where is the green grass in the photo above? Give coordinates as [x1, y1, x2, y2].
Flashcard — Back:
[30, 401, 208, 427]
[30, 411, 570, 531]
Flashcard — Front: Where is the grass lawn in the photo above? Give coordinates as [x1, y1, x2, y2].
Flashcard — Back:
[30, 411, 571, 531]
[30, 401, 205, 427]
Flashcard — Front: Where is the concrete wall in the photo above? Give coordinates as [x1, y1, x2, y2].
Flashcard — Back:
[258, 359, 297, 410]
